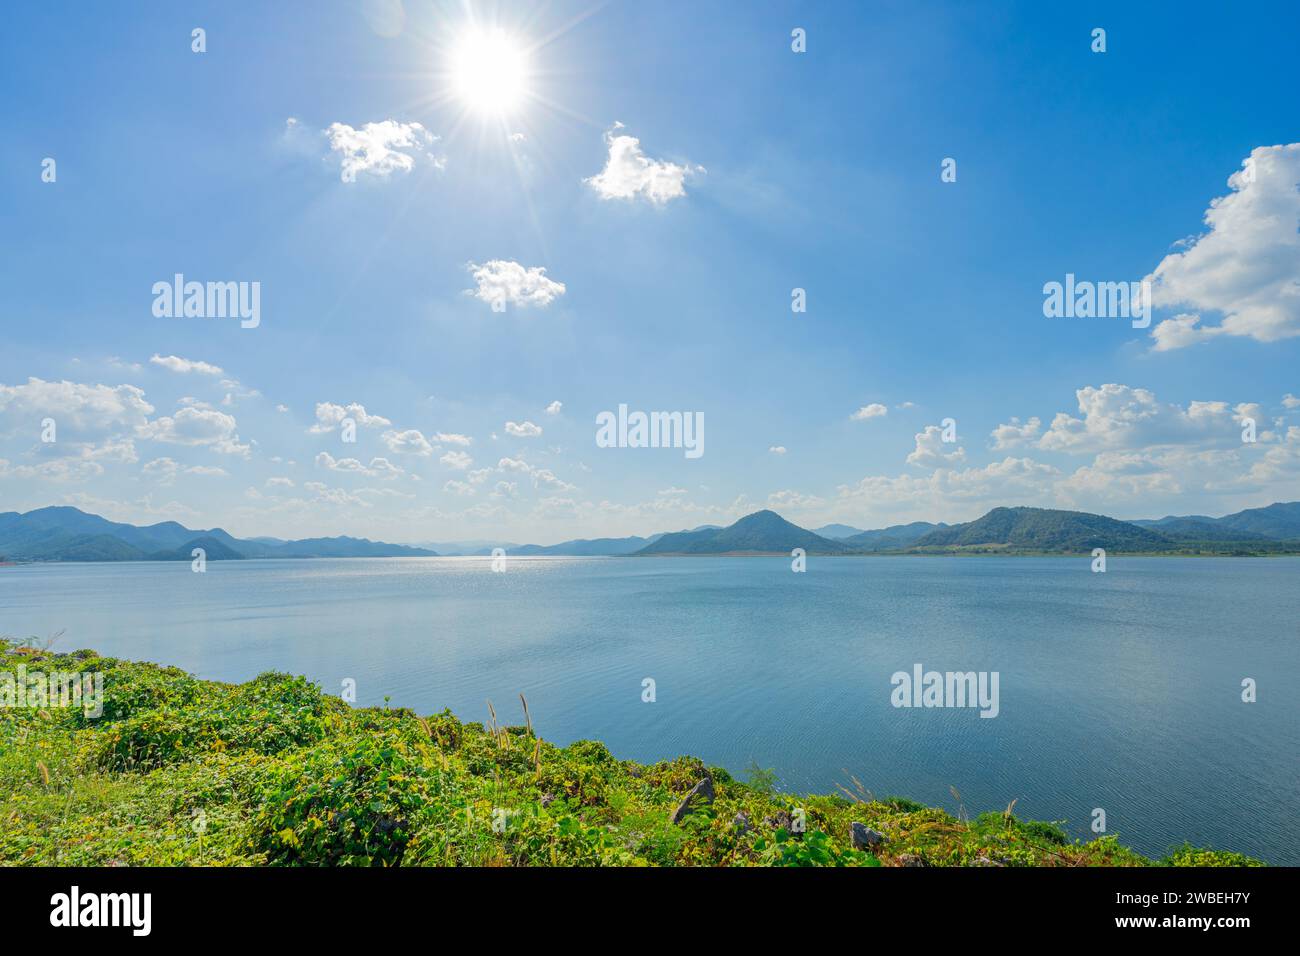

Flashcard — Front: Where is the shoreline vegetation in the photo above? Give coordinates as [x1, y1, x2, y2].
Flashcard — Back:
[0, 639, 1263, 867]
[2, 502, 1299, 564]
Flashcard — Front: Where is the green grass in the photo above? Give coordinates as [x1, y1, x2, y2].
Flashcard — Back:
[0, 640, 1264, 867]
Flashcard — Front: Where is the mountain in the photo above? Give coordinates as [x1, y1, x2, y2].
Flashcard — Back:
[4, 502, 1297, 564]
[455, 525, 720, 556]
[1129, 517, 1272, 543]
[1212, 501, 1300, 539]
[511, 535, 658, 556]
[1131, 502, 1300, 542]
[636, 510, 851, 555]
[913, 507, 1170, 552]
[267, 536, 438, 558]
[842, 521, 946, 551]
[416, 539, 520, 555]
[0, 507, 438, 562]
[812, 523, 866, 540]
[148, 535, 246, 561]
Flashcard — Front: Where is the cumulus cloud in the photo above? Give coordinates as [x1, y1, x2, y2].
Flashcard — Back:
[545, 401, 562, 416]
[149, 354, 223, 376]
[990, 416, 1042, 450]
[440, 450, 473, 470]
[137, 405, 250, 457]
[1038, 384, 1260, 454]
[851, 403, 888, 421]
[141, 457, 228, 484]
[1147, 143, 1300, 349]
[309, 402, 391, 434]
[492, 456, 574, 492]
[0, 377, 153, 437]
[315, 451, 404, 479]
[769, 445, 787, 455]
[584, 124, 702, 204]
[907, 426, 966, 468]
[839, 457, 1060, 510]
[767, 489, 825, 510]
[505, 420, 542, 437]
[323, 119, 443, 181]
[466, 260, 565, 310]
[380, 428, 435, 456]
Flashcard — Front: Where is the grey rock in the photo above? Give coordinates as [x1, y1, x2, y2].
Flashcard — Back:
[851, 822, 887, 850]
[670, 773, 715, 825]
[732, 811, 750, 834]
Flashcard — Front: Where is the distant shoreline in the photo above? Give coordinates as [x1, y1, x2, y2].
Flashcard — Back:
[6, 549, 1300, 566]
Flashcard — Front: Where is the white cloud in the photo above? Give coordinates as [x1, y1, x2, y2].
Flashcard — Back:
[1147, 143, 1300, 349]
[768, 445, 787, 455]
[990, 416, 1042, 450]
[466, 260, 565, 310]
[324, 119, 443, 181]
[0, 377, 153, 437]
[137, 405, 250, 457]
[0, 458, 105, 482]
[380, 428, 434, 456]
[434, 432, 472, 446]
[585, 125, 702, 204]
[149, 354, 223, 376]
[315, 451, 404, 479]
[440, 450, 473, 470]
[907, 426, 966, 468]
[545, 401, 563, 416]
[1038, 384, 1260, 454]
[505, 420, 542, 437]
[767, 489, 825, 510]
[1283, 394, 1300, 410]
[531, 468, 575, 492]
[309, 402, 391, 434]
[444, 480, 475, 497]
[851, 403, 888, 421]
[266, 476, 295, 489]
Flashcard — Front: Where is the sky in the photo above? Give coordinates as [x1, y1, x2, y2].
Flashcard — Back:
[1, 0, 1298, 544]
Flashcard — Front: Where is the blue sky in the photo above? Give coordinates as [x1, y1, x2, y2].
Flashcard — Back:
[2, 0, 1298, 543]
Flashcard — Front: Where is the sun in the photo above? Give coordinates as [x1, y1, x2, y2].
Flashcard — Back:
[450, 28, 530, 115]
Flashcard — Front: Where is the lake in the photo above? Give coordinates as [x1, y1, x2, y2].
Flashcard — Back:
[3, 555, 1297, 863]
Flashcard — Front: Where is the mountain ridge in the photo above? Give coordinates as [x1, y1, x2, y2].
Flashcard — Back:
[0, 507, 437, 562]
[2, 502, 1298, 562]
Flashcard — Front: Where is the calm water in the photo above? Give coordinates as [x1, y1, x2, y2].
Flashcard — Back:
[3, 556, 1297, 863]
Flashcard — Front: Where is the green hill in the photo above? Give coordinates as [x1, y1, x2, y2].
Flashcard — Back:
[0, 507, 437, 561]
[913, 507, 1172, 552]
[1214, 501, 1300, 539]
[147, 536, 246, 561]
[843, 521, 945, 551]
[636, 510, 850, 554]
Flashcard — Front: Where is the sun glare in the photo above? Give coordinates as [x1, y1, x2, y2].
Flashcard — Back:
[450, 28, 529, 115]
